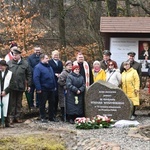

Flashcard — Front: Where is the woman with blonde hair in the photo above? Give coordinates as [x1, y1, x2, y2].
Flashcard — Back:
[49, 50, 63, 117]
[92, 60, 106, 82]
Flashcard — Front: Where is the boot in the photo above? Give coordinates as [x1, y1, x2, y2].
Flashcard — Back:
[5, 117, 14, 128]
[68, 115, 75, 124]
[132, 106, 137, 116]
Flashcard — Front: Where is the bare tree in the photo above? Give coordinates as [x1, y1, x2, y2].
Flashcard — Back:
[128, 0, 150, 15]
[106, 0, 117, 16]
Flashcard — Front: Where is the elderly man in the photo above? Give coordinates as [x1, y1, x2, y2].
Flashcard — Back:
[27, 46, 42, 108]
[34, 54, 58, 123]
[100, 50, 118, 70]
[139, 42, 150, 60]
[120, 52, 142, 87]
[7, 49, 32, 123]
[120, 52, 142, 75]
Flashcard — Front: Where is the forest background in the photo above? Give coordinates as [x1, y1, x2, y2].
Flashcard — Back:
[0, 0, 149, 109]
[0, 0, 150, 62]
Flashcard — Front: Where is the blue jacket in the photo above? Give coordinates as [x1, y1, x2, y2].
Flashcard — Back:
[33, 62, 56, 91]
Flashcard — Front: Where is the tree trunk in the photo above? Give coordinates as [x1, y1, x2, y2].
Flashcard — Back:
[58, 0, 66, 48]
[106, 0, 117, 16]
[125, 0, 131, 16]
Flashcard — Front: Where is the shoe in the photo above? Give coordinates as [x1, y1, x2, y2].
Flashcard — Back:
[9, 118, 14, 124]
[131, 115, 135, 120]
[5, 123, 14, 128]
[14, 119, 23, 123]
[49, 118, 59, 122]
[41, 119, 48, 123]
[69, 119, 75, 124]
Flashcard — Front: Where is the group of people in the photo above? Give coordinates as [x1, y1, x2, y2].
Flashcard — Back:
[0, 42, 144, 127]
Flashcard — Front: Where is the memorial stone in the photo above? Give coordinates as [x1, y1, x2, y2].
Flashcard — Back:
[85, 80, 133, 120]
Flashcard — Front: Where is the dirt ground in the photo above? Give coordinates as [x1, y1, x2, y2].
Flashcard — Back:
[0, 87, 149, 150]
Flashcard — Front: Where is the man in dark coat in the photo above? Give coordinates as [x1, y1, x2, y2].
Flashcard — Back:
[34, 54, 58, 123]
[49, 50, 63, 116]
[100, 50, 118, 70]
[7, 49, 32, 123]
[27, 46, 42, 108]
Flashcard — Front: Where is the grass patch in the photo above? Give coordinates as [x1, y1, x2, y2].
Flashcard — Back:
[0, 134, 66, 150]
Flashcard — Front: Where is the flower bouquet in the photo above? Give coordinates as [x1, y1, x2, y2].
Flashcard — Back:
[75, 115, 114, 129]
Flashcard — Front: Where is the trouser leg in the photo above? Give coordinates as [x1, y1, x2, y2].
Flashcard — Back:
[54, 90, 59, 116]
[9, 90, 23, 121]
[38, 92, 47, 119]
[48, 91, 55, 120]
[61, 107, 64, 121]
[16, 91, 23, 119]
[36, 92, 39, 108]
[30, 85, 35, 107]
[132, 106, 136, 116]
[9, 90, 17, 122]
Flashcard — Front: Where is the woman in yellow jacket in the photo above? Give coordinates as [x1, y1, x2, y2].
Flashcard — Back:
[92, 60, 106, 82]
[121, 61, 140, 119]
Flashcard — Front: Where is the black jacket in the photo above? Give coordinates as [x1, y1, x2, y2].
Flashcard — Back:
[66, 72, 85, 115]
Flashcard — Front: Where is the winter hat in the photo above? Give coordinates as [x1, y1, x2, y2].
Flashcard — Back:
[65, 60, 72, 66]
[72, 65, 80, 71]
[93, 60, 100, 66]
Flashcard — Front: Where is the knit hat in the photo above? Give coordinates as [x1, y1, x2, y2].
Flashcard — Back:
[65, 60, 72, 66]
[93, 60, 100, 66]
[72, 65, 80, 71]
